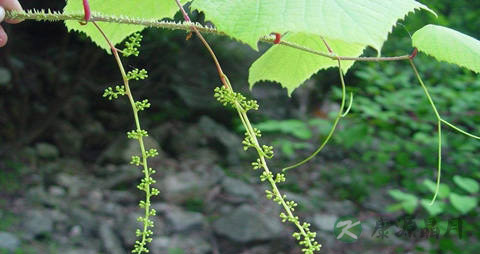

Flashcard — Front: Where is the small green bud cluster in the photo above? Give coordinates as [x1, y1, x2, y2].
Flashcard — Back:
[213, 86, 259, 112]
[135, 99, 151, 111]
[127, 129, 148, 139]
[127, 68, 149, 80]
[293, 224, 322, 254]
[103, 85, 126, 100]
[123, 32, 143, 57]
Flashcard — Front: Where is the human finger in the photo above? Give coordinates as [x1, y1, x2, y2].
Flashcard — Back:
[0, 0, 23, 23]
[0, 25, 8, 47]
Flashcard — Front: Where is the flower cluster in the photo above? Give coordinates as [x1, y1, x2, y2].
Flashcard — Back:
[214, 86, 321, 253]
[103, 32, 158, 254]
[122, 32, 143, 57]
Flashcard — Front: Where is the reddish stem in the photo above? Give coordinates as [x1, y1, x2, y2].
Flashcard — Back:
[273, 33, 281, 44]
[410, 48, 418, 59]
[80, 0, 91, 25]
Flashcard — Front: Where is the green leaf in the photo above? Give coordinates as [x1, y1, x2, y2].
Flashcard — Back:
[421, 199, 445, 216]
[388, 189, 418, 214]
[64, 0, 187, 51]
[412, 24, 480, 73]
[423, 179, 450, 199]
[254, 119, 312, 139]
[249, 33, 365, 95]
[453, 175, 480, 194]
[449, 193, 477, 214]
[192, 0, 434, 51]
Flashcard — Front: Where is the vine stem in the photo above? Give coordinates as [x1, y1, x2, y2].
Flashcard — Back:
[92, 21, 152, 254]
[282, 59, 349, 172]
[7, 9, 412, 62]
[409, 59, 479, 204]
[173, 0, 318, 251]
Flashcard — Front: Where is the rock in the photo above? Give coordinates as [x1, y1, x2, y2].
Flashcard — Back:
[197, 116, 243, 162]
[221, 177, 258, 201]
[48, 185, 66, 197]
[164, 206, 206, 232]
[159, 166, 224, 203]
[23, 210, 54, 238]
[313, 214, 338, 232]
[150, 234, 211, 254]
[69, 207, 98, 235]
[213, 205, 284, 242]
[56, 173, 92, 198]
[35, 143, 59, 159]
[0, 231, 20, 251]
[99, 222, 127, 254]
[62, 248, 98, 254]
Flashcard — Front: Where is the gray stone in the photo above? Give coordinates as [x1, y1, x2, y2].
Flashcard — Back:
[62, 248, 98, 254]
[23, 210, 54, 237]
[198, 116, 243, 162]
[70, 207, 98, 234]
[48, 185, 66, 197]
[222, 177, 258, 200]
[159, 166, 224, 203]
[164, 207, 205, 232]
[313, 214, 338, 232]
[56, 173, 91, 198]
[150, 234, 211, 254]
[35, 142, 59, 159]
[0, 231, 20, 251]
[99, 222, 127, 254]
[213, 205, 284, 242]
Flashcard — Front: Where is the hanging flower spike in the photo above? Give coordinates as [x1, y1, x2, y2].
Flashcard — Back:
[79, 0, 91, 25]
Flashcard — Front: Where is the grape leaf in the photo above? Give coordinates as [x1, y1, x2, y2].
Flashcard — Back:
[191, 0, 435, 51]
[453, 175, 479, 194]
[412, 24, 480, 73]
[64, 0, 187, 51]
[449, 193, 477, 214]
[388, 189, 418, 214]
[249, 33, 365, 95]
[421, 199, 445, 216]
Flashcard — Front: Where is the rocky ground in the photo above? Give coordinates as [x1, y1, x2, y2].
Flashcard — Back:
[0, 116, 433, 254]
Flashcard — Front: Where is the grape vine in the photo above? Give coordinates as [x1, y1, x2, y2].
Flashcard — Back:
[4, 0, 480, 253]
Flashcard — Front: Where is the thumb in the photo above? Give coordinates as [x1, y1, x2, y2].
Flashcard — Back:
[0, 6, 5, 23]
